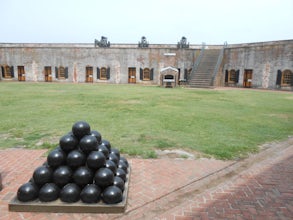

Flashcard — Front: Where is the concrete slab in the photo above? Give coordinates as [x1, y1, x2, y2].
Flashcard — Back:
[8, 167, 130, 213]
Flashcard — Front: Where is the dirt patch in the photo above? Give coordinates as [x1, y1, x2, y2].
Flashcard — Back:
[266, 113, 290, 119]
[0, 133, 11, 140]
[155, 149, 197, 159]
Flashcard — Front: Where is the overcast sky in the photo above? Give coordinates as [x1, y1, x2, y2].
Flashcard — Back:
[1, 0, 292, 45]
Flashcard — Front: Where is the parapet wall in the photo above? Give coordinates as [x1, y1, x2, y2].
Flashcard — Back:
[0, 43, 199, 85]
[222, 40, 293, 89]
[0, 40, 292, 90]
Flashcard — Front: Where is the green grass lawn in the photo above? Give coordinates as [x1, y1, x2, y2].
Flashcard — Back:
[0, 82, 292, 159]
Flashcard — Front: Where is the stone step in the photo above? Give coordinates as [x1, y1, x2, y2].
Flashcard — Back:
[189, 49, 220, 88]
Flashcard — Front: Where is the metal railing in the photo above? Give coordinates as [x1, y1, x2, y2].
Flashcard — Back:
[188, 42, 206, 82]
[211, 41, 227, 85]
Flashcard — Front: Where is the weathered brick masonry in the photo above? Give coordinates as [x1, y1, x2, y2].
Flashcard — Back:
[223, 40, 293, 90]
[0, 40, 292, 90]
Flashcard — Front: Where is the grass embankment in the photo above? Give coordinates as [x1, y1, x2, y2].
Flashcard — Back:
[0, 82, 292, 159]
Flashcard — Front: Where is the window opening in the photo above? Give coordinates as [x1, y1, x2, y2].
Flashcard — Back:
[282, 70, 292, 85]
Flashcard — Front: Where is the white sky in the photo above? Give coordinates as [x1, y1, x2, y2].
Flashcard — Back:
[0, 0, 292, 44]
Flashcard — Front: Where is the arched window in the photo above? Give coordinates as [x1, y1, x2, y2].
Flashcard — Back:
[225, 69, 239, 84]
[97, 67, 110, 80]
[55, 66, 68, 79]
[100, 67, 107, 80]
[229, 70, 236, 82]
[277, 69, 293, 86]
[59, 66, 65, 78]
[282, 69, 293, 85]
[140, 68, 154, 81]
[143, 68, 150, 80]
[1, 65, 14, 78]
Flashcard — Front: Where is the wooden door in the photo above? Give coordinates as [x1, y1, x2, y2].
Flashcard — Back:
[128, 68, 136, 83]
[86, 67, 93, 82]
[44, 66, 52, 82]
[243, 69, 253, 88]
[18, 66, 25, 81]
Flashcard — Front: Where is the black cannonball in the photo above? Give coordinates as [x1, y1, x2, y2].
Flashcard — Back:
[116, 168, 127, 182]
[101, 139, 111, 151]
[33, 165, 53, 186]
[38, 183, 60, 202]
[47, 149, 66, 168]
[105, 160, 117, 174]
[53, 166, 72, 187]
[17, 182, 39, 202]
[54, 145, 63, 152]
[60, 183, 81, 203]
[80, 184, 101, 203]
[72, 166, 93, 186]
[94, 168, 114, 188]
[110, 148, 120, 160]
[118, 161, 128, 173]
[66, 150, 86, 168]
[42, 161, 49, 167]
[113, 176, 125, 191]
[97, 144, 109, 158]
[90, 130, 102, 145]
[102, 186, 123, 204]
[59, 134, 78, 152]
[79, 135, 98, 154]
[119, 156, 129, 167]
[86, 151, 106, 170]
[72, 121, 91, 139]
[108, 153, 119, 165]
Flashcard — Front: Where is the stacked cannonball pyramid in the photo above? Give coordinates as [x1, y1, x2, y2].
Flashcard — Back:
[16, 121, 129, 204]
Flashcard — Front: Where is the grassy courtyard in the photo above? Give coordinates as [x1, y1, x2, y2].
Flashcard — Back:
[0, 82, 292, 159]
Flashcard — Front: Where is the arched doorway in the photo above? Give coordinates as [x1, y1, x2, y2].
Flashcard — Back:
[160, 66, 178, 88]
